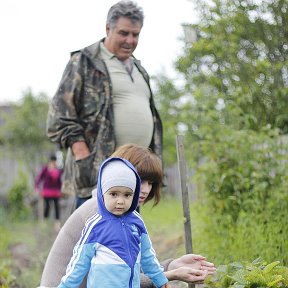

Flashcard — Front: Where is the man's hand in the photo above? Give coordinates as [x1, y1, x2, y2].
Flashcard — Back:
[72, 141, 91, 160]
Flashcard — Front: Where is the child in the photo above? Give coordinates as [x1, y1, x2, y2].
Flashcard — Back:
[58, 157, 169, 288]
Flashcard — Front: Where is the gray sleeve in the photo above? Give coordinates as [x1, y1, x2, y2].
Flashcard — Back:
[140, 273, 156, 288]
[40, 199, 97, 287]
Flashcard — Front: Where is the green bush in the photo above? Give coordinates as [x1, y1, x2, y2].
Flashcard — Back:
[203, 258, 288, 288]
[7, 171, 32, 220]
[195, 128, 287, 220]
[0, 261, 19, 288]
[189, 127, 288, 265]
[0, 225, 19, 288]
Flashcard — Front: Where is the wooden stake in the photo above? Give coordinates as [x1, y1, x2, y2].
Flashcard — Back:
[176, 135, 194, 288]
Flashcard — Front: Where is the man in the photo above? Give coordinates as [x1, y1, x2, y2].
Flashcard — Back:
[47, 1, 162, 208]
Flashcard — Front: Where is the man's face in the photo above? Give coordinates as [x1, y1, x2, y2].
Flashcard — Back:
[104, 17, 142, 61]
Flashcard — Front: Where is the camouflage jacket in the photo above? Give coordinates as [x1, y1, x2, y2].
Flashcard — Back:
[47, 39, 163, 198]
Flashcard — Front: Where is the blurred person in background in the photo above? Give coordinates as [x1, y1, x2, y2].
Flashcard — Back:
[35, 154, 63, 231]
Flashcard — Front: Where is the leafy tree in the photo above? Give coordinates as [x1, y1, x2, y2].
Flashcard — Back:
[153, 76, 185, 165]
[0, 89, 54, 178]
[176, 0, 288, 133]
[154, 0, 288, 164]
[153, 0, 288, 265]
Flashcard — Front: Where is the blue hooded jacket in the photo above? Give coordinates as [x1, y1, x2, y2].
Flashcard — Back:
[58, 157, 168, 288]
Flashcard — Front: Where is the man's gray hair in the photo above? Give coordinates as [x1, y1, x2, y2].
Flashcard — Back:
[107, 1, 144, 28]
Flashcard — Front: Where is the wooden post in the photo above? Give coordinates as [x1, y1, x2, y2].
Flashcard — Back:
[176, 135, 195, 288]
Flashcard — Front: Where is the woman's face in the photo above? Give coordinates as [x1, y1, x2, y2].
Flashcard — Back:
[138, 180, 153, 205]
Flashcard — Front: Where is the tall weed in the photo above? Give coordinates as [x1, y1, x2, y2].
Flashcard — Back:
[7, 171, 32, 220]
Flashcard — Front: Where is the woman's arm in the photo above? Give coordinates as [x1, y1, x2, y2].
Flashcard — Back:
[35, 166, 47, 189]
[139, 254, 215, 288]
[40, 199, 97, 288]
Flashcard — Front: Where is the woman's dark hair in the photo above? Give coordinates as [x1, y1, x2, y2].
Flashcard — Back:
[49, 154, 57, 161]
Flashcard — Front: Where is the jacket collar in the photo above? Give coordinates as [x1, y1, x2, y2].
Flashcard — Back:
[79, 39, 107, 75]
[77, 39, 144, 77]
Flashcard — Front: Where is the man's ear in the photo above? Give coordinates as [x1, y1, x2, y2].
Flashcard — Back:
[106, 24, 110, 36]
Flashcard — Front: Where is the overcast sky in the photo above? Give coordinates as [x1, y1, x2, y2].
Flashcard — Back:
[0, 0, 197, 104]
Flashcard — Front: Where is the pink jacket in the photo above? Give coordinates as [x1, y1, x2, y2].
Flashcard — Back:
[35, 165, 63, 198]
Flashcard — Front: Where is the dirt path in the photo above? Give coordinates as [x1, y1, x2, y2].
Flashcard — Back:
[8, 220, 58, 287]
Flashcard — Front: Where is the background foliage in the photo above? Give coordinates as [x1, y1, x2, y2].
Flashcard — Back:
[203, 258, 288, 288]
[0, 0, 287, 285]
[0, 89, 55, 180]
[154, 0, 288, 268]
[190, 128, 288, 265]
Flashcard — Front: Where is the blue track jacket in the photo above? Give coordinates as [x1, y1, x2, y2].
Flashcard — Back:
[58, 157, 168, 288]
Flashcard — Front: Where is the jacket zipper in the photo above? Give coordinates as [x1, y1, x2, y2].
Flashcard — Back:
[121, 217, 134, 288]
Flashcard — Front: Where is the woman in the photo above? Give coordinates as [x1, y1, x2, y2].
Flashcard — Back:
[35, 154, 62, 231]
[39, 144, 215, 288]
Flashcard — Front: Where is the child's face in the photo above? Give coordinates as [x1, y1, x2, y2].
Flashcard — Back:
[103, 186, 134, 216]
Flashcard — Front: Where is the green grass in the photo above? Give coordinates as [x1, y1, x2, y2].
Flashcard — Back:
[141, 195, 184, 230]
[0, 215, 58, 288]
[141, 196, 188, 260]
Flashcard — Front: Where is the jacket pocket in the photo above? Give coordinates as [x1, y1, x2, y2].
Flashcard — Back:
[73, 152, 97, 190]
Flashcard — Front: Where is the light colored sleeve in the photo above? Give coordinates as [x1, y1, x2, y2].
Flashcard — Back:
[58, 242, 95, 288]
[140, 233, 168, 288]
[40, 199, 97, 288]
